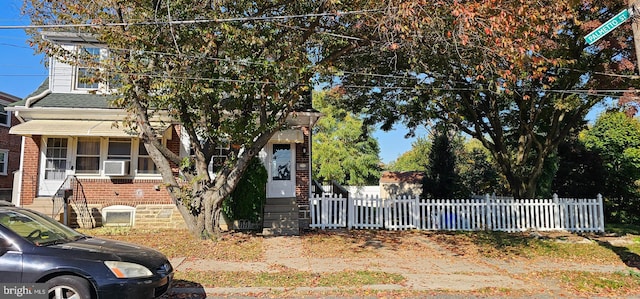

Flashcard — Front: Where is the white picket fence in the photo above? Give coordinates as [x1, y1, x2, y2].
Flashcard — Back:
[309, 194, 605, 232]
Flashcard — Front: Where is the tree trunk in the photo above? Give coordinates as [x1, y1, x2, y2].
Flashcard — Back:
[505, 169, 541, 199]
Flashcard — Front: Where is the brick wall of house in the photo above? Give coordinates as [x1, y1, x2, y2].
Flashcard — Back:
[19, 126, 182, 206]
[76, 178, 173, 206]
[76, 125, 180, 206]
[0, 113, 22, 189]
[20, 136, 40, 205]
[295, 126, 310, 205]
[0, 100, 24, 201]
[295, 127, 311, 229]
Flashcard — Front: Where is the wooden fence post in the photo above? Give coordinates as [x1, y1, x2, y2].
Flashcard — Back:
[597, 194, 605, 232]
[347, 194, 353, 229]
[484, 194, 491, 230]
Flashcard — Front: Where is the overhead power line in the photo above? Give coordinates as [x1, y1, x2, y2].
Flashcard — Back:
[0, 9, 383, 30]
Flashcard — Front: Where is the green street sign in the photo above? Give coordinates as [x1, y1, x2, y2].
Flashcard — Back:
[585, 9, 630, 45]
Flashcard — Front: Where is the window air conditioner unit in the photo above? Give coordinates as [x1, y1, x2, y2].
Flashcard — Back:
[103, 160, 130, 176]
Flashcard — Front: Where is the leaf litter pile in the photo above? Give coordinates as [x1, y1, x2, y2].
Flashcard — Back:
[78, 227, 262, 261]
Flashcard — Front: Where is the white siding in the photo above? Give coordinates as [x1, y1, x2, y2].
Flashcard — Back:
[50, 58, 74, 93]
[346, 186, 380, 198]
[49, 44, 94, 94]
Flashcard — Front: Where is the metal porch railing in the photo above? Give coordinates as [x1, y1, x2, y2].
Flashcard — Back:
[52, 175, 94, 228]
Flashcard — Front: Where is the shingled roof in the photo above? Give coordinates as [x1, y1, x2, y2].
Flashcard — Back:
[379, 171, 426, 184]
[10, 78, 117, 109]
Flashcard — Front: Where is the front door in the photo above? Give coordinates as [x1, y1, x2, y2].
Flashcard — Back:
[267, 143, 295, 198]
[39, 137, 71, 196]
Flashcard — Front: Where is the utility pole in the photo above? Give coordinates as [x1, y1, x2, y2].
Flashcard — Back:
[630, 0, 640, 74]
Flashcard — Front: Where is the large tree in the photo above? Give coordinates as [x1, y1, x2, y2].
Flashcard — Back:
[387, 136, 431, 172]
[458, 139, 507, 196]
[331, 0, 640, 198]
[24, 0, 382, 238]
[312, 89, 381, 186]
[424, 124, 464, 198]
[581, 111, 640, 222]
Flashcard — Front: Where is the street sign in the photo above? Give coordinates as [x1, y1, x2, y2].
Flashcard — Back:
[585, 9, 630, 45]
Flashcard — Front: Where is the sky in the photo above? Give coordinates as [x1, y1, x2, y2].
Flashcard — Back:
[0, 1, 421, 164]
[0, 1, 48, 99]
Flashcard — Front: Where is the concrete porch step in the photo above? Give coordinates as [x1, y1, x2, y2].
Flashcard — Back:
[263, 211, 298, 220]
[262, 197, 299, 236]
[262, 227, 299, 236]
[263, 218, 299, 227]
[265, 197, 297, 205]
[264, 205, 298, 213]
[23, 197, 55, 215]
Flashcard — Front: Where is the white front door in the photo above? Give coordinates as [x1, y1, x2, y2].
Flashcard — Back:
[39, 137, 72, 196]
[267, 143, 295, 198]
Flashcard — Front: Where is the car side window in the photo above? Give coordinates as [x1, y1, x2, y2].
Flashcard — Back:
[0, 211, 11, 228]
[0, 209, 83, 246]
[0, 230, 12, 252]
[0, 212, 38, 237]
[0, 211, 8, 224]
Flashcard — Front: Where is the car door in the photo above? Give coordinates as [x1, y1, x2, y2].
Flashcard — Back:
[0, 231, 23, 282]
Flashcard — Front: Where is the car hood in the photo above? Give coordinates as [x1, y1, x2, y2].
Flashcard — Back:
[50, 237, 169, 267]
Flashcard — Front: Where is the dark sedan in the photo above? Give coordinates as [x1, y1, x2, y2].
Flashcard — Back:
[0, 201, 173, 299]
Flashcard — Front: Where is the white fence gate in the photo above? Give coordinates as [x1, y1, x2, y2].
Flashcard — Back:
[309, 194, 605, 232]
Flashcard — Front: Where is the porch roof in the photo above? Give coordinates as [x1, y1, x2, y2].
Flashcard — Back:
[9, 119, 169, 138]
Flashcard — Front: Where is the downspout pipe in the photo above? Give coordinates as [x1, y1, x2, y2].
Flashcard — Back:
[25, 89, 51, 108]
[13, 89, 51, 123]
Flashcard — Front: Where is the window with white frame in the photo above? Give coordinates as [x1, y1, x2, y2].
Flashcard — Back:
[75, 137, 101, 174]
[75, 46, 121, 91]
[76, 47, 101, 90]
[188, 140, 230, 174]
[210, 142, 230, 173]
[73, 138, 165, 177]
[107, 138, 132, 161]
[0, 150, 8, 175]
[137, 141, 159, 174]
[0, 104, 9, 127]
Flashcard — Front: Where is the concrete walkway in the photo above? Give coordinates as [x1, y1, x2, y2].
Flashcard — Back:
[166, 235, 637, 298]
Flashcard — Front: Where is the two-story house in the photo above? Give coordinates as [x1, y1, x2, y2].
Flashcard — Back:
[7, 32, 320, 234]
[0, 91, 22, 203]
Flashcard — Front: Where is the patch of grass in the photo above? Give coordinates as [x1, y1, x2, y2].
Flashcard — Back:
[606, 223, 640, 235]
[554, 270, 640, 297]
[77, 228, 263, 261]
[316, 270, 404, 287]
[438, 231, 534, 258]
[595, 238, 640, 268]
[301, 230, 440, 258]
[526, 240, 622, 264]
[174, 270, 404, 288]
[629, 237, 640, 256]
[438, 231, 626, 264]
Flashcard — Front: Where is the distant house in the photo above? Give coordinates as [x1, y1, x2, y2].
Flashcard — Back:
[6, 32, 320, 234]
[0, 92, 22, 203]
[379, 171, 425, 199]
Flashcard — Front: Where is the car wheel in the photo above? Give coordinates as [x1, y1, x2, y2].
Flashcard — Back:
[46, 275, 92, 299]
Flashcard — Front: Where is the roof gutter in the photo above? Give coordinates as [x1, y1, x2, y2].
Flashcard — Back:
[7, 89, 51, 123]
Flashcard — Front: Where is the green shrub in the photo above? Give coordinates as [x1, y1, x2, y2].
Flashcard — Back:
[222, 157, 268, 224]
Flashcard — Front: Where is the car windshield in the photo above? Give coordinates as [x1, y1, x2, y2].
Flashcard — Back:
[0, 209, 85, 246]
